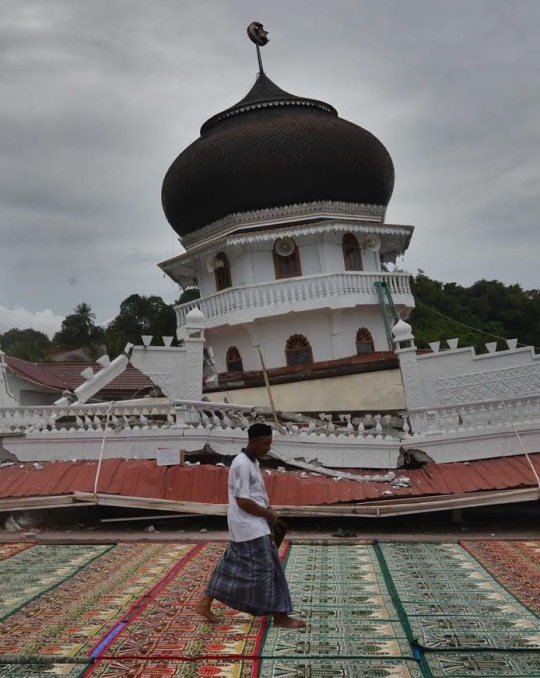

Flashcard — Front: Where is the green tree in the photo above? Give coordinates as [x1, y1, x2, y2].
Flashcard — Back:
[409, 272, 540, 352]
[0, 328, 53, 362]
[53, 303, 104, 350]
[178, 287, 200, 305]
[106, 294, 176, 346]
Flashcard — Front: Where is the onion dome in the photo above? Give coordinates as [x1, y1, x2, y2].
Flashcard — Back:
[162, 71, 395, 240]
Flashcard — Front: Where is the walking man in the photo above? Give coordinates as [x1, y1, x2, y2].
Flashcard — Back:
[195, 422, 305, 628]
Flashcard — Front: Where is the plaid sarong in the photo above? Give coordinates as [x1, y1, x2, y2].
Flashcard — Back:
[205, 535, 293, 616]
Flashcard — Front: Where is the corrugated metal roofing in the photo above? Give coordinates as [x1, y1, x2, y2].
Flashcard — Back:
[44, 362, 155, 394]
[5, 356, 68, 391]
[5, 357, 154, 396]
[1, 454, 539, 506]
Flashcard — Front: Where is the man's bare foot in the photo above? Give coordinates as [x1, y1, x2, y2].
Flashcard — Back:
[194, 601, 220, 624]
[273, 613, 306, 628]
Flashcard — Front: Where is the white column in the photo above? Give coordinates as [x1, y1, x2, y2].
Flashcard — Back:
[183, 311, 206, 402]
[395, 346, 423, 411]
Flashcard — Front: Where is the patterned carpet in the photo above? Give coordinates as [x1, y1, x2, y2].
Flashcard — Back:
[462, 541, 540, 617]
[0, 540, 539, 677]
[381, 543, 540, 651]
[0, 543, 35, 562]
[0, 543, 193, 660]
[0, 544, 112, 622]
[88, 543, 422, 677]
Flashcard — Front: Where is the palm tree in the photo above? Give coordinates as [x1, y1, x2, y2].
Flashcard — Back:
[75, 303, 96, 333]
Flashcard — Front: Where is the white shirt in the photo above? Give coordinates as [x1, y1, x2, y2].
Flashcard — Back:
[227, 450, 271, 543]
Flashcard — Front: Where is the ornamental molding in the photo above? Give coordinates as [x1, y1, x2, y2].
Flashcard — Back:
[202, 98, 336, 133]
[401, 357, 422, 410]
[436, 364, 540, 406]
[180, 200, 387, 249]
[168, 221, 413, 269]
[226, 222, 412, 247]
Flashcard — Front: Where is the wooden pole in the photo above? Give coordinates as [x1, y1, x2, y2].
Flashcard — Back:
[255, 345, 280, 429]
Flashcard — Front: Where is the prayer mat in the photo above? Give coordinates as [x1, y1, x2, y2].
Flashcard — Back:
[256, 659, 424, 677]
[424, 651, 540, 677]
[379, 543, 540, 652]
[93, 542, 267, 662]
[88, 658, 425, 677]
[0, 543, 35, 562]
[88, 658, 426, 678]
[87, 658, 255, 677]
[261, 544, 415, 662]
[0, 544, 111, 621]
[0, 543, 193, 660]
[0, 662, 89, 677]
[462, 540, 540, 617]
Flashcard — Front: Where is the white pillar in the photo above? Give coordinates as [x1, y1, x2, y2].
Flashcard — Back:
[392, 320, 423, 412]
[183, 309, 206, 402]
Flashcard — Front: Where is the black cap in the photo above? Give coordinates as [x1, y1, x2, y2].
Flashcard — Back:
[248, 423, 273, 439]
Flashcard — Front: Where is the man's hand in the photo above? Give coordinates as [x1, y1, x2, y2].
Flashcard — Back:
[266, 509, 279, 526]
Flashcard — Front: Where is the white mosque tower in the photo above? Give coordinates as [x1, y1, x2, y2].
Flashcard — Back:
[159, 23, 415, 410]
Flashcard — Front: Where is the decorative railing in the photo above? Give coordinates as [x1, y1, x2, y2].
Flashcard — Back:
[407, 394, 540, 436]
[0, 402, 404, 440]
[176, 272, 413, 327]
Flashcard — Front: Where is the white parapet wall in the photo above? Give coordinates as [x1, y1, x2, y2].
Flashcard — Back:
[414, 345, 540, 408]
[0, 402, 402, 468]
[402, 423, 540, 464]
[129, 308, 206, 402]
[400, 394, 540, 462]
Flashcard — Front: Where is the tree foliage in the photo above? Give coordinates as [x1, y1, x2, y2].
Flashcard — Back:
[0, 328, 53, 362]
[53, 302, 103, 350]
[178, 287, 201, 305]
[106, 294, 177, 347]
[409, 271, 540, 352]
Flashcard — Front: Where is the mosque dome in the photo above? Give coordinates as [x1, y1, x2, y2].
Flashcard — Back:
[162, 71, 394, 240]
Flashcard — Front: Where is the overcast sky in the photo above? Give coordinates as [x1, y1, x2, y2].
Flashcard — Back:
[1, 0, 539, 337]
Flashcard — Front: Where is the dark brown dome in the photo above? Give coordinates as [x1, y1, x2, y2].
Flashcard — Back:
[162, 74, 394, 239]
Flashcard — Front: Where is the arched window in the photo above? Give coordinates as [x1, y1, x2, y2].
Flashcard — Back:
[226, 346, 244, 372]
[356, 327, 375, 354]
[214, 252, 232, 291]
[273, 239, 302, 279]
[285, 334, 313, 366]
[342, 234, 362, 271]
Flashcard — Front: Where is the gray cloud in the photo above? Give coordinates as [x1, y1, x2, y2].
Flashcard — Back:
[1, 0, 539, 333]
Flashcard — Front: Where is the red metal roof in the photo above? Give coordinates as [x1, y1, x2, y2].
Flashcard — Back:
[5, 357, 154, 397]
[1, 454, 539, 506]
[44, 362, 155, 395]
[5, 356, 68, 391]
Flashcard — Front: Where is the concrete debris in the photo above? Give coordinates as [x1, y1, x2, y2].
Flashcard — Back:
[391, 477, 411, 488]
[4, 513, 41, 533]
[270, 449, 396, 483]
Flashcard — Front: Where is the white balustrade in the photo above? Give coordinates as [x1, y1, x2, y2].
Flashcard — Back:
[175, 272, 413, 327]
[0, 402, 403, 440]
[408, 394, 540, 435]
